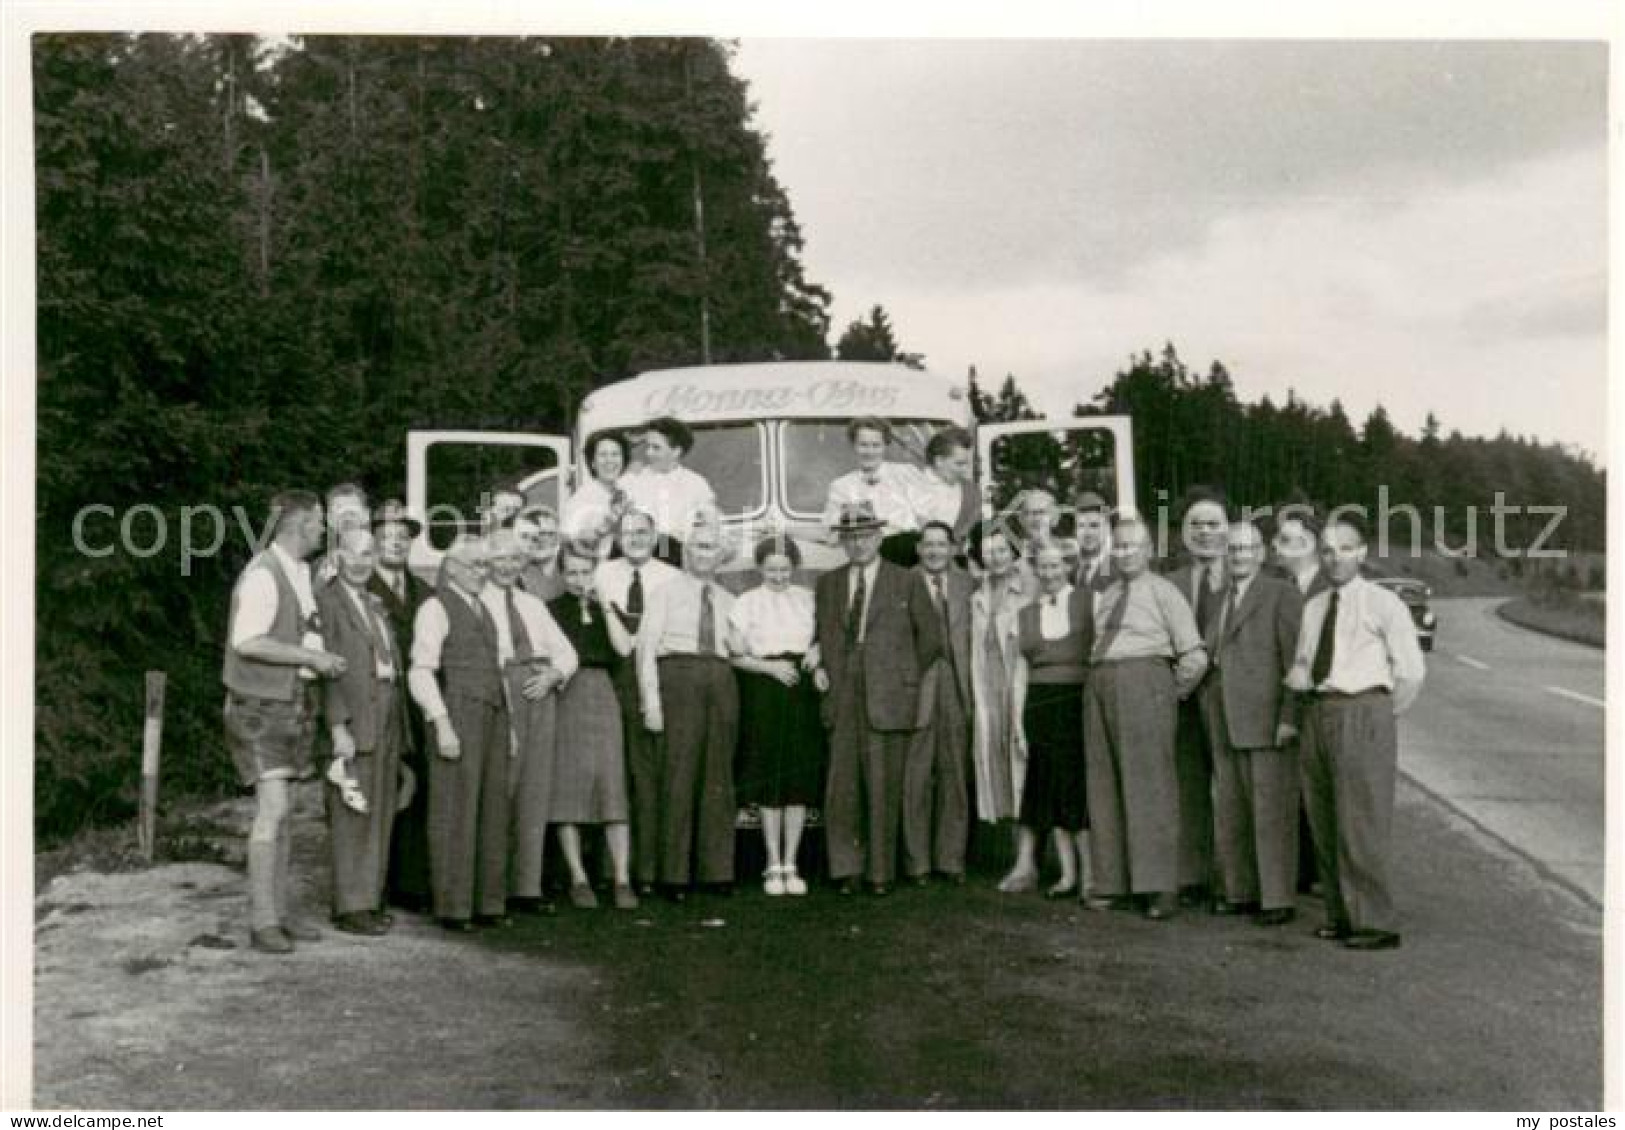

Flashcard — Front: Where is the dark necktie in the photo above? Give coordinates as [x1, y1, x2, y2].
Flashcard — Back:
[627, 567, 644, 618]
[1310, 588, 1340, 687]
[506, 587, 534, 661]
[1091, 577, 1133, 663]
[1194, 566, 1218, 634]
[847, 566, 867, 650]
[696, 583, 716, 655]
[931, 573, 951, 639]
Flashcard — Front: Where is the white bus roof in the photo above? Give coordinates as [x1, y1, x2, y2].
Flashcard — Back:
[575, 361, 971, 438]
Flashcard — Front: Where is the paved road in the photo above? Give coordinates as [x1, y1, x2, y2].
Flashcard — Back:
[1401, 597, 1605, 905]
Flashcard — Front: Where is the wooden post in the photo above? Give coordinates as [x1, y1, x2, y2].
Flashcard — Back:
[138, 671, 166, 862]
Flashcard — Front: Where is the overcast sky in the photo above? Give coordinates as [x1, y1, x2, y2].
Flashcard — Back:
[732, 39, 1608, 460]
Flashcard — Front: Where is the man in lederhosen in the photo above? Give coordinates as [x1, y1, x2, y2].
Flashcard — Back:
[223, 490, 347, 954]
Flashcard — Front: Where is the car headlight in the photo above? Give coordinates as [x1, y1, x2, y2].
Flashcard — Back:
[1421, 611, 1436, 628]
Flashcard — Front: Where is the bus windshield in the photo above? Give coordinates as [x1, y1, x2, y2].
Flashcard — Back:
[778, 419, 946, 519]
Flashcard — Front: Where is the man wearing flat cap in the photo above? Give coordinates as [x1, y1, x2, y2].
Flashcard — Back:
[813, 501, 943, 894]
[1072, 491, 1116, 593]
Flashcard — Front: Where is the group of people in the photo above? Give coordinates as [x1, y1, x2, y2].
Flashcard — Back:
[221, 414, 1426, 958]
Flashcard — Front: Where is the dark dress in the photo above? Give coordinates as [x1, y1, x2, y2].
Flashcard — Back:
[546, 593, 629, 823]
[1017, 591, 1091, 834]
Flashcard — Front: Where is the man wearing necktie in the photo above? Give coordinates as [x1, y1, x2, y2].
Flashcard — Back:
[1072, 491, 1115, 593]
[813, 501, 944, 895]
[636, 520, 740, 899]
[407, 536, 514, 931]
[1199, 521, 1305, 925]
[902, 521, 976, 885]
[317, 527, 413, 936]
[484, 529, 579, 916]
[1167, 495, 1230, 909]
[1286, 515, 1425, 950]
[368, 499, 434, 912]
[599, 509, 681, 894]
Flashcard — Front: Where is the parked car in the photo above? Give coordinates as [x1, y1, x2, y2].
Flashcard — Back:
[1371, 576, 1436, 651]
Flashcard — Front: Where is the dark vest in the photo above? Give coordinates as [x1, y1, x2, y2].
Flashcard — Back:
[222, 551, 306, 701]
[438, 589, 503, 707]
[1018, 592, 1090, 685]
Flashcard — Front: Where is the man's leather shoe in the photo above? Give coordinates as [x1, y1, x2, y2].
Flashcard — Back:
[909, 875, 931, 889]
[372, 910, 396, 930]
[1343, 929, 1401, 951]
[332, 912, 386, 936]
[662, 886, 688, 904]
[835, 878, 859, 896]
[472, 913, 513, 929]
[509, 896, 556, 916]
[868, 882, 891, 897]
[1144, 892, 1179, 920]
[1211, 900, 1254, 917]
[636, 882, 657, 899]
[939, 872, 966, 886]
[703, 882, 735, 898]
[250, 926, 294, 954]
[1256, 907, 1296, 927]
[1177, 885, 1209, 910]
[437, 917, 474, 933]
[1315, 922, 1352, 941]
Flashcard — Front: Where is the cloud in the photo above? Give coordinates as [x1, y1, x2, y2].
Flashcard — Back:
[880, 144, 1607, 457]
[738, 38, 1607, 292]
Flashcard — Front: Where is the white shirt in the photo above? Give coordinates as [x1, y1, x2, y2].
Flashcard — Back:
[1213, 572, 1258, 639]
[1290, 575, 1426, 696]
[730, 585, 816, 657]
[1075, 552, 1109, 589]
[560, 475, 628, 541]
[906, 468, 968, 529]
[230, 543, 317, 647]
[595, 556, 680, 617]
[1038, 584, 1075, 640]
[620, 464, 716, 542]
[822, 462, 922, 540]
[407, 583, 579, 721]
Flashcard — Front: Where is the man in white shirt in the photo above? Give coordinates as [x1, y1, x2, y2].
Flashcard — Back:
[620, 416, 717, 567]
[821, 417, 924, 564]
[636, 522, 739, 898]
[408, 536, 513, 931]
[222, 491, 347, 954]
[484, 528, 578, 914]
[597, 509, 681, 894]
[1286, 515, 1426, 951]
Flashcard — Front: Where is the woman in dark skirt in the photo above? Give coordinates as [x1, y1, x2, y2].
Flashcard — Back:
[728, 535, 825, 896]
[1011, 542, 1095, 899]
[548, 542, 638, 910]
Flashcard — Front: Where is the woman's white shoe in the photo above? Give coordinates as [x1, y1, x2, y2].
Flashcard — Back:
[763, 866, 787, 897]
[782, 866, 808, 896]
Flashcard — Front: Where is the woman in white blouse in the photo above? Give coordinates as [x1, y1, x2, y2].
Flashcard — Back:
[728, 536, 825, 896]
[620, 416, 717, 568]
[560, 430, 632, 553]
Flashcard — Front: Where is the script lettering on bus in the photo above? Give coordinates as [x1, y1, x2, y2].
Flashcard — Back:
[642, 380, 900, 418]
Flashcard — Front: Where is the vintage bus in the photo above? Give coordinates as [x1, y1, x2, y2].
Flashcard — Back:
[406, 360, 1135, 580]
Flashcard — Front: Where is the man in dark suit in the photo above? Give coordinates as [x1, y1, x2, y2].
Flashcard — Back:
[1201, 520, 1305, 924]
[317, 527, 412, 936]
[902, 520, 975, 885]
[369, 499, 433, 912]
[814, 501, 943, 894]
[1167, 494, 1229, 908]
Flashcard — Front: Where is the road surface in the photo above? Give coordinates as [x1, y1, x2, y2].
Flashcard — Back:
[1402, 597, 1605, 905]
